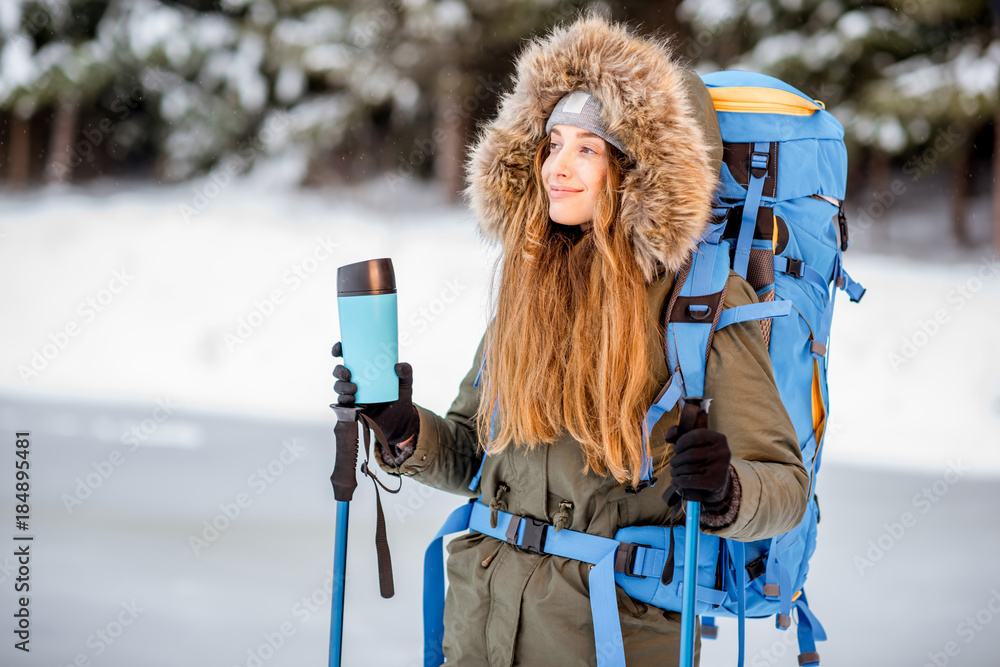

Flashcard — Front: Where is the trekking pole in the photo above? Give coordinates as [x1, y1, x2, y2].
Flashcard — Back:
[328, 258, 400, 666]
[677, 397, 712, 667]
[328, 402, 362, 667]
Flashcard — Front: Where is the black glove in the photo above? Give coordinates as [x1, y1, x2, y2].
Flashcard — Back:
[332, 341, 419, 467]
[662, 425, 733, 512]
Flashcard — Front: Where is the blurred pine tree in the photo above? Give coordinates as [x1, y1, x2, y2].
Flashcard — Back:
[0, 0, 595, 189]
[677, 0, 999, 247]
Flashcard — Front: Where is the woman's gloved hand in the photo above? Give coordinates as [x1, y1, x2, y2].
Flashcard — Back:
[332, 341, 419, 467]
[662, 425, 734, 513]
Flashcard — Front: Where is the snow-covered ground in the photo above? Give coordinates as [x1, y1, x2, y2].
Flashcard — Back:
[2, 388, 1000, 667]
[0, 176, 998, 666]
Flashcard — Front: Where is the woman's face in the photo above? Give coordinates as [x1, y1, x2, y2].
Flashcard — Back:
[540, 124, 608, 226]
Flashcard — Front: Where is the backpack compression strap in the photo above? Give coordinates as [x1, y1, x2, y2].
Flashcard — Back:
[733, 142, 774, 280]
[467, 352, 493, 492]
[794, 589, 827, 667]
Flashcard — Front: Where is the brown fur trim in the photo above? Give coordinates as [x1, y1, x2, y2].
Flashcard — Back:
[464, 13, 721, 281]
[699, 465, 742, 529]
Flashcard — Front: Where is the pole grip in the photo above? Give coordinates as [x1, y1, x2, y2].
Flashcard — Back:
[332, 420, 359, 502]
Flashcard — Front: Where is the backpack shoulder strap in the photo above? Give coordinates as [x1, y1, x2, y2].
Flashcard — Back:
[662, 236, 731, 400]
[645, 227, 792, 475]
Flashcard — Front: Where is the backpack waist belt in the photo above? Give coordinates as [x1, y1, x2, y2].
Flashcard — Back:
[423, 500, 682, 667]
[422, 500, 819, 667]
[469, 499, 662, 575]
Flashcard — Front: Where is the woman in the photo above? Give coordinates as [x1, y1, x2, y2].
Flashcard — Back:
[334, 13, 809, 666]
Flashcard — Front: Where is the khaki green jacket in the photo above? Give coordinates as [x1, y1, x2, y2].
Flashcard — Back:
[384, 270, 808, 666]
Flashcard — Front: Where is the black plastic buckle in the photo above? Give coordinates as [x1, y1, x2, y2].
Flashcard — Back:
[745, 554, 767, 582]
[614, 542, 648, 578]
[784, 258, 804, 278]
[521, 518, 549, 554]
[625, 476, 657, 494]
[837, 205, 849, 251]
[750, 150, 769, 178]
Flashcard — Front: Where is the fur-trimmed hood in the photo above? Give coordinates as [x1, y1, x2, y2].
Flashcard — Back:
[464, 13, 723, 281]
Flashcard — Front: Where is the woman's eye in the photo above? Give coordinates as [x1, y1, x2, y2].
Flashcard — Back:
[582, 146, 597, 154]
[549, 142, 560, 151]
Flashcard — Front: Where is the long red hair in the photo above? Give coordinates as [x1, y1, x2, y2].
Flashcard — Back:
[475, 138, 660, 487]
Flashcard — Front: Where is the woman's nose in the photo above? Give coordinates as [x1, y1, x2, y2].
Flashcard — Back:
[553, 149, 572, 177]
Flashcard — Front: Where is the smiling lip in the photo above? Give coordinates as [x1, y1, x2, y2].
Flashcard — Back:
[548, 185, 583, 199]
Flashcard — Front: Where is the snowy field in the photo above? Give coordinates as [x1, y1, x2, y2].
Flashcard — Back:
[1, 175, 999, 666]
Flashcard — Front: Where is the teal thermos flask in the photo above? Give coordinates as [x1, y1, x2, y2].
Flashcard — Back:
[336, 258, 399, 404]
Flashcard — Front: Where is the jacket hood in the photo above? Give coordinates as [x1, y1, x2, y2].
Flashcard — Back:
[464, 13, 723, 281]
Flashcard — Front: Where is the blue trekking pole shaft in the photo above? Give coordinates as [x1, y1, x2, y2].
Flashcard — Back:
[330, 500, 350, 667]
[676, 397, 712, 667]
[329, 410, 361, 667]
[679, 499, 700, 667]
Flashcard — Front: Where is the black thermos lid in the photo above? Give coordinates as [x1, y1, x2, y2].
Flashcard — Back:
[338, 258, 396, 296]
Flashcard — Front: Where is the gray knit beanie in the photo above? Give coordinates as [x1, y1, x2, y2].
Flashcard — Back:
[544, 90, 627, 155]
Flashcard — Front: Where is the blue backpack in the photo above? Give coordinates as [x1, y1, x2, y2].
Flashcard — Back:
[422, 70, 865, 667]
